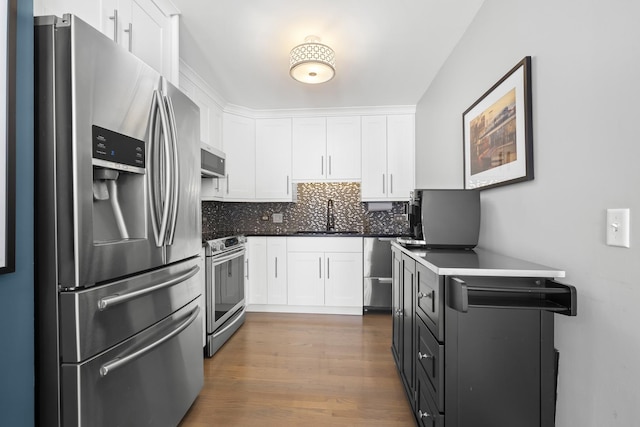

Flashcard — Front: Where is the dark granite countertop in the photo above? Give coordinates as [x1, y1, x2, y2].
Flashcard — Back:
[202, 231, 409, 241]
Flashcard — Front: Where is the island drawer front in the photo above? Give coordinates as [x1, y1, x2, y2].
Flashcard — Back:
[416, 368, 445, 427]
[416, 263, 444, 342]
[417, 316, 445, 412]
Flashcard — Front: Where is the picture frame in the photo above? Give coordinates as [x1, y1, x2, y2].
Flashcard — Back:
[463, 56, 533, 190]
[0, 0, 16, 274]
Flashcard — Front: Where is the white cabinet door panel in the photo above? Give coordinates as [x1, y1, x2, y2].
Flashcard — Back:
[361, 115, 388, 199]
[324, 252, 363, 307]
[387, 115, 414, 200]
[247, 237, 268, 305]
[256, 118, 292, 200]
[287, 252, 324, 306]
[267, 237, 288, 304]
[326, 116, 361, 180]
[223, 113, 255, 200]
[292, 117, 326, 181]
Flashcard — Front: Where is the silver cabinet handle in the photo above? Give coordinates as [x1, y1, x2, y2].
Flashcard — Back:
[286, 175, 290, 195]
[97, 265, 200, 311]
[100, 305, 200, 377]
[326, 257, 330, 279]
[124, 22, 133, 52]
[245, 259, 249, 279]
[328, 155, 332, 175]
[319, 257, 322, 278]
[418, 291, 433, 299]
[321, 156, 324, 176]
[108, 9, 118, 43]
[390, 174, 393, 194]
[382, 174, 385, 193]
[418, 351, 433, 360]
[418, 410, 431, 419]
[275, 257, 278, 278]
[226, 173, 229, 194]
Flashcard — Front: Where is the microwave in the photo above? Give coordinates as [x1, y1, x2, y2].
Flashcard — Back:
[201, 144, 225, 178]
[404, 189, 480, 249]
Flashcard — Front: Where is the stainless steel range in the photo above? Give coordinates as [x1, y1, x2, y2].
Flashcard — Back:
[204, 235, 247, 357]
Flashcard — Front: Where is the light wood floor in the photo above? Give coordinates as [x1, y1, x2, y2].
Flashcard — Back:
[179, 312, 415, 426]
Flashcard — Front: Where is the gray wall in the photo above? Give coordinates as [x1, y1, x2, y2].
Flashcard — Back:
[0, 0, 34, 424]
[415, 0, 640, 425]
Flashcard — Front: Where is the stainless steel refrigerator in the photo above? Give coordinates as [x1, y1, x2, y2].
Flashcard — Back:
[34, 15, 203, 427]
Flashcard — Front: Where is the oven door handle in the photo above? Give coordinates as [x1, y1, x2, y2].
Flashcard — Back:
[97, 265, 200, 311]
[210, 247, 246, 266]
[99, 305, 200, 377]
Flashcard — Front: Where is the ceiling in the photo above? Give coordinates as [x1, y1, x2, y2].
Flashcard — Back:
[172, 0, 485, 111]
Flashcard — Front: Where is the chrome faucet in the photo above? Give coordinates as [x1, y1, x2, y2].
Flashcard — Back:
[326, 199, 335, 231]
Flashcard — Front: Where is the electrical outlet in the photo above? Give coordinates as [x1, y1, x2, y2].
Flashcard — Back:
[606, 208, 630, 248]
[272, 213, 283, 223]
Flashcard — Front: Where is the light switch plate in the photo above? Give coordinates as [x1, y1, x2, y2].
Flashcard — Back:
[606, 208, 630, 248]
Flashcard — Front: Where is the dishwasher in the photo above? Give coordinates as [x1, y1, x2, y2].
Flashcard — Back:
[363, 237, 393, 312]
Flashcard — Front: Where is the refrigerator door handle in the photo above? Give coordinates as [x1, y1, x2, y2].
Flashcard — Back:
[148, 90, 172, 248]
[164, 95, 180, 246]
[97, 265, 200, 311]
[99, 305, 200, 377]
[156, 90, 173, 246]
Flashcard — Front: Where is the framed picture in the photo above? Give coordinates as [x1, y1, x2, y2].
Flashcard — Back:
[463, 56, 533, 190]
[0, 0, 16, 274]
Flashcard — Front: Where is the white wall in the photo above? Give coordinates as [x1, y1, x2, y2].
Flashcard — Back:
[415, 0, 640, 425]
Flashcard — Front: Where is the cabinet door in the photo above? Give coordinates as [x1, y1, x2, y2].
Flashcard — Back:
[324, 252, 363, 307]
[361, 115, 388, 200]
[256, 118, 292, 200]
[287, 252, 324, 306]
[391, 246, 402, 362]
[128, 0, 171, 77]
[326, 116, 361, 181]
[401, 254, 416, 395]
[223, 113, 255, 200]
[387, 115, 415, 201]
[292, 117, 326, 181]
[267, 237, 288, 304]
[247, 237, 267, 305]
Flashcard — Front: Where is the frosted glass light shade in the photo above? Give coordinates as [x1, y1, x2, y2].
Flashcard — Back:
[289, 36, 335, 84]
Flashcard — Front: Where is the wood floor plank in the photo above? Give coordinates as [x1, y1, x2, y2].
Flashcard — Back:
[179, 312, 415, 426]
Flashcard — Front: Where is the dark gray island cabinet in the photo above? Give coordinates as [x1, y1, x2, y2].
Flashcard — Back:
[391, 243, 577, 427]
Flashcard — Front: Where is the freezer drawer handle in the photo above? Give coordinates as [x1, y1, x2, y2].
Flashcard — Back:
[97, 265, 200, 311]
[448, 277, 577, 316]
[99, 305, 200, 377]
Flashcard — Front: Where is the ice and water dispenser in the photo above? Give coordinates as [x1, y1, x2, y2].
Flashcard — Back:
[91, 125, 146, 243]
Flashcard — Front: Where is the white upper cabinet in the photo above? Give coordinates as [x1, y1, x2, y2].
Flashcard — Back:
[222, 113, 255, 200]
[292, 116, 361, 182]
[34, 0, 179, 83]
[361, 114, 415, 201]
[292, 117, 326, 181]
[255, 118, 292, 201]
[102, 0, 178, 82]
[326, 116, 361, 181]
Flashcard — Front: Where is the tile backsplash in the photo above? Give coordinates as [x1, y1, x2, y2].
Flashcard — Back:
[202, 182, 409, 240]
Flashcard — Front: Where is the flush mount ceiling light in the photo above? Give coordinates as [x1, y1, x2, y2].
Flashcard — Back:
[289, 35, 336, 84]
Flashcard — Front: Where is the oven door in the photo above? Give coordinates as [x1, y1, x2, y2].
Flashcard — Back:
[206, 246, 246, 335]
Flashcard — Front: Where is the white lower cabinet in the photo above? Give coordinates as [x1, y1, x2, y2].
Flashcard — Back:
[247, 236, 363, 314]
[287, 237, 363, 313]
[247, 237, 287, 305]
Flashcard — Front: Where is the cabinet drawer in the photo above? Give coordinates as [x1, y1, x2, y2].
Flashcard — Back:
[416, 263, 444, 341]
[417, 317, 444, 412]
[416, 368, 445, 427]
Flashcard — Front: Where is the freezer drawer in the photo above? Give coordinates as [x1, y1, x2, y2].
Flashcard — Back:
[60, 299, 203, 427]
[59, 257, 200, 363]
